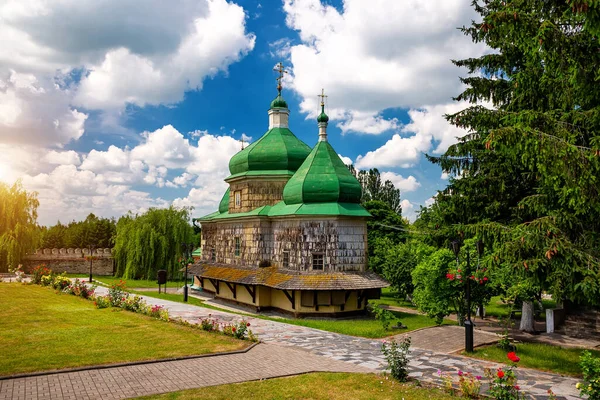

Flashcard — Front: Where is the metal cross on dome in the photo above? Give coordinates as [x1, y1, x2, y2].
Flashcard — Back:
[318, 88, 328, 106]
[273, 62, 288, 94]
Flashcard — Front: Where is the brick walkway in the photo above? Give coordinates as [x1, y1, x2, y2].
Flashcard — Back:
[0, 284, 583, 400]
[0, 344, 368, 400]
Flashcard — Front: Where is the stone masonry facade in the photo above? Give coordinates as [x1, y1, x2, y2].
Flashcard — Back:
[201, 217, 367, 272]
[21, 248, 114, 275]
[228, 178, 289, 213]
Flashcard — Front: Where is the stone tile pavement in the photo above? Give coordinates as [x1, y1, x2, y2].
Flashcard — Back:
[0, 343, 369, 400]
[0, 283, 583, 399]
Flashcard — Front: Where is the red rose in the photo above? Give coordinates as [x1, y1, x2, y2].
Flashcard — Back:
[507, 352, 520, 363]
[246, 323, 250, 327]
[497, 370, 505, 379]
[515, 385, 520, 391]
[483, 277, 488, 281]
[446, 273, 455, 280]
[232, 327, 236, 332]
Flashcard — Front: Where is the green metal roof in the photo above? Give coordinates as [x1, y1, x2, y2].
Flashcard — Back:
[283, 140, 363, 204]
[218, 188, 230, 213]
[228, 127, 311, 176]
[225, 170, 296, 181]
[199, 205, 272, 221]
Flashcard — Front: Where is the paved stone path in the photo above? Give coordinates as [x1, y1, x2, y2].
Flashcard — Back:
[0, 344, 368, 400]
[0, 284, 582, 399]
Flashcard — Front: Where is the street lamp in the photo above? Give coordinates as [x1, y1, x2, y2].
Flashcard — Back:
[88, 244, 95, 283]
[451, 239, 484, 353]
[181, 243, 193, 302]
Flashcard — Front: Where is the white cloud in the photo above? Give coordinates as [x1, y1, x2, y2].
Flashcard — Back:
[0, 71, 87, 147]
[43, 150, 81, 166]
[131, 125, 194, 169]
[380, 171, 420, 192]
[355, 131, 431, 169]
[283, 0, 486, 134]
[425, 197, 436, 207]
[441, 172, 449, 180]
[338, 154, 353, 166]
[401, 199, 417, 221]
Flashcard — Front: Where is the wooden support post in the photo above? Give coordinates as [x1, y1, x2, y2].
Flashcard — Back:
[209, 279, 220, 294]
[341, 291, 351, 311]
[357, 290, 365, 309]
[200, 277, 204, 289]
[283, 290, 295, 309]
[314, 291, 319, 311]
[244, 285, 256, 303]
[225, 282, 237, 299]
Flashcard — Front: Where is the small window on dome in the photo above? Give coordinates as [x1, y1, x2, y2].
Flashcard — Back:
[234, 191, 241, 208]
[312, 253, 324, 270]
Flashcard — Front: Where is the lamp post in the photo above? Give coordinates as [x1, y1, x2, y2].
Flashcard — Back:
[181, 243, 193, 302]
[451, 239, 484, 353]
[88, 245, 95, 283]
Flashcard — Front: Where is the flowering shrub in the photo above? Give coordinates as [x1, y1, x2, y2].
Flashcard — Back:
[40, 274, 54, 286]
[200, 315, 218, 332]
[8, 264, 25, 282]
[458, 370, 482, 398]
[577, 350, 600, 400]
[108, 280, 128, 307]
[31, 265, 52, 284]
[381, 337, 411, 382]
[438, 370, 456, 395]
[145, 304, 169, 321]
[52, 274, 71, 291]
[485, 352, 524, 400]
[93, 295, 111, 309]
[121, 295, 145, 313]
[63, 279, 95, 299]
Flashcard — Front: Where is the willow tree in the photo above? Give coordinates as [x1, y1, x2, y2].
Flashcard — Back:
[113, 206, 195, 279]
[431, 0, 600, 330]
[0, 181, 39, 272]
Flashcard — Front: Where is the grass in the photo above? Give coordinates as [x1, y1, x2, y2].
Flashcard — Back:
[136, 372, 455, 400]
[136, 290, 452, 339]
[485, 296, 557, 320]
[465, 343, 600, 377]
[0, 284, 247, 376]
[93, 276, 186, 288]
[369, 287, 417, 310]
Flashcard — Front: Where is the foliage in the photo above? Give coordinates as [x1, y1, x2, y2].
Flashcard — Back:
[412, 242, 493, 325]
[421, 0, 600, 309]
[578, 351, 600, 400]
[458, 370, 482, 398]
[200, 315, 219, 332]
[347, 166, 402, 213]
[113, 207, 195, 279]
[39, 214, 117, 249]
[381, 337, 411, 382]
[93, 295, 111, 309]
[364, 200, 408, 272]
[378, 240, 433, 297]
[371, 306, 397, 330]
[0, 181, 39, 272]
[30, 265, 52, 284]
[63, 279, 96, 299]
[222, 320, 253, 340]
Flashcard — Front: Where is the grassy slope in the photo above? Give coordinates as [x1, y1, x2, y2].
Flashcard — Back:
[137, 372, 454, 400]
[0, 284, 246, 376]
[92, 276, 185, 288]
[135, 290, 452, 339]
[466, 343, 600, 377]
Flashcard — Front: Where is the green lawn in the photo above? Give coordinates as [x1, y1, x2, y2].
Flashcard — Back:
[93, 276, 186, 288]
[137, 290, 451, 339]
[136, 372, 454, 400]
[0, 284, 247, 376]
[465, 343, 600, 377]
[485, 296, 557, 320]
[369, 287, 417, 310]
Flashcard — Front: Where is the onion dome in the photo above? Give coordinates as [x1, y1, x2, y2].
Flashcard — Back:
[270, 94, 288, 109]
[283, 140, 362, 204]
[317, 102, 329, 123]
[218, 188, 230, 213]
[228, 128, 311, 176]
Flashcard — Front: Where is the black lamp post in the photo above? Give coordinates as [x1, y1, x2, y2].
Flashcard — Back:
[89, 245, 95, 283]
[181, 243, 193, 302]
[451, 239, 484, 353]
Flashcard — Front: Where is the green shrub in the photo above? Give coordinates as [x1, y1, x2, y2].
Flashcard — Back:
[578, 351, 600, 400]
[381, 337, 411, 382]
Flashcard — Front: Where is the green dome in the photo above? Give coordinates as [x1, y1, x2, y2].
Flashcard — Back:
[270, 94, 288, 109]
[228, 128, 311, 176]
[317, 103, 329, 123]
[218, 188, 230, 213]
[283, 140, 362, 204]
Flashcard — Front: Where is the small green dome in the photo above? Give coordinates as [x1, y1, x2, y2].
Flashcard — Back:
[270, 94, 288, 109]
[283, 141, 362, 204]
[228, 128, 311, 176]
[317, 103, 329, 123]
[218, 188, 230, 213]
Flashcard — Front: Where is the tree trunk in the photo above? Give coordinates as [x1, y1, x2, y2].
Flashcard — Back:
[520, 301, 535, 332]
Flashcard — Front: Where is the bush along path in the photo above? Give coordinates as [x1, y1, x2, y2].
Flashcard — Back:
[85, 284, 582, 399]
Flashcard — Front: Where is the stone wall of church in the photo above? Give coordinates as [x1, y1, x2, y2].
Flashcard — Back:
[201, 220, 272, 266]
[227, 178, 289, 213]
[271, 218, 367, 272]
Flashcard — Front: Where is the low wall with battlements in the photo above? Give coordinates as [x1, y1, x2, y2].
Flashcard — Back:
[21, 248, 114, 275]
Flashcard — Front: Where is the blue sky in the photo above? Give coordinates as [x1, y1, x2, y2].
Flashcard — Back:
[0, 0, 485, 225]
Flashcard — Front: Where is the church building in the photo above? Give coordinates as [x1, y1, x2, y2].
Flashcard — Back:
[191, 65, 388, 317]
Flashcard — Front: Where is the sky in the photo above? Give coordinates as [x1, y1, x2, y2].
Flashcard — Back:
[0, 0, 486, 226]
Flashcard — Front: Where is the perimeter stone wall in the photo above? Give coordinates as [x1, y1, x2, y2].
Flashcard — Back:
[21, 248, 114, 275]
[228, 178, 289, 213]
